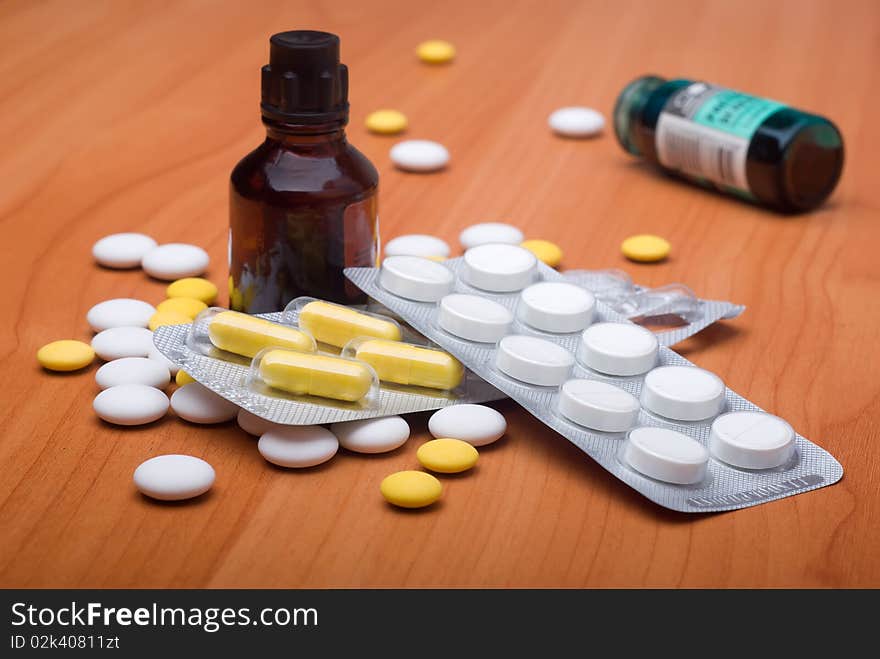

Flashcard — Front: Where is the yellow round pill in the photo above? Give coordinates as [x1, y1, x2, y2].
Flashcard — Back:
[521, 239, 564, 268]
[365, 109, 408, 135]
[166, 277, 218, 305]
[36, 340, 95, 372]
[416, 39, 456, 64]
[380, 471, 442, 508]
[417, 438, 479, 474]
[156, 297, 208, 319]
[621, 234, 671, 262]
[148, 310, 193, 331]
[176, 370, 195, 386]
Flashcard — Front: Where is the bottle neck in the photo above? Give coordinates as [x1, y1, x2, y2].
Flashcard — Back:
[263, 118, 347, 145]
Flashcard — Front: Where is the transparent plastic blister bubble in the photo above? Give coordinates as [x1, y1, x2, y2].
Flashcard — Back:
[345, 256, 842, 513]
[188, 307, 316, 363]
[153, 307, 504, 426]
[562, 269, 746, 346]
[247, 346, 380, 410]
[282, 296, 427, 350]
[341, 336, 467, 394]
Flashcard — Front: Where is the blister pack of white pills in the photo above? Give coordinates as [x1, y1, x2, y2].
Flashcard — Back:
[562, 269, 745, 347]
[345, 247, 843, 512]
[152, 297, 503, 425]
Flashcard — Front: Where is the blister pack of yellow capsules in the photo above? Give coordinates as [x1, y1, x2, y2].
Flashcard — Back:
[151, 298, 503, 425]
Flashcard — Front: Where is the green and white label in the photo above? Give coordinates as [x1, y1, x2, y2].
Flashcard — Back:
[656, 82, 785, 193]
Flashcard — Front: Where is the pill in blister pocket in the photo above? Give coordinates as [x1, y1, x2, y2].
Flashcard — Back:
[558, 379, 640, 432]
[379, 256, 454, 302]
[641, 365, 725, 421]
[347, 338, 464, 390]
[459, 222, 524, 249]
[577, 322, 658, 375]
[624, 426, 709, 484]
[709, 412, 795, 469]
[257, 349, 376, 402]
[208, 310, 315, 358]
[518, 281, 595, 333]
[298, 300, 402, 348]
[439, 294, 513, 343]
[463, 244, 537, 292]
[496, 335, 574, 386]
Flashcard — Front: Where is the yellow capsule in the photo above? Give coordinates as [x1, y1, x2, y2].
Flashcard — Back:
[416, 39, 456, 64]
[148, 310, 193, 331]
[417, 438, 479, 474]
[258, 349, 373, 402]
[208, 310, 315, 359]
[176, 370, 195, 386]
[365, 109, 408, 135]
[37, 339, 95, 372]
[621, 234, 671, 263]
[299, 300, 401, 348]
[353, 339, 463, 390]
[380, 471, 442, 508]
[157, 297, 208, 319]
[521, 239, 564, 268]
[166, 277, 218, 305]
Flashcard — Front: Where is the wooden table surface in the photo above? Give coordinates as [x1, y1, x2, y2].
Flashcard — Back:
[2, 0, 878, 588]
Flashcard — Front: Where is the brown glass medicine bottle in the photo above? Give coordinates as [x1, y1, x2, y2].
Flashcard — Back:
[229, 31, 379, 313]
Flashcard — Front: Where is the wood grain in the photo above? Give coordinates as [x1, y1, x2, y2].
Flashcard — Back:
[1, 0, 878, 588]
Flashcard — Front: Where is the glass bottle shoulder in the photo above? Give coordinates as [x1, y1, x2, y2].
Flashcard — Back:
[230, 136, 379, 202]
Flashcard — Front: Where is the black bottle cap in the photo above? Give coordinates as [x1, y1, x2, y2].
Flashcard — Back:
[261, 30, 349, 125]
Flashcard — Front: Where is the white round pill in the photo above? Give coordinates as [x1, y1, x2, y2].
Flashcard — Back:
[463, 243, 537, 292]
[389, 140, 449, 172]
[428, 404, 507, 446]
[86, 298, 156, 332]
[93, 384, 169, 426]
[237, 408, 283, 437]
[578, 322, 659, 376]
[171, 382, 238, 424]
[438, 294, 513, 343]
[141, 243, 210, 280]
[709, 411, 796, 469]
[331, 415, 410, 454]
[459, 222, 524, 249]
[558, 379, 640, 432]
[258, 426, 339, 468]
[384, 234, 450, 259]
[641, 365, 726, 421]
[624, 426, 709, 484]
[148, 345, 180, 375]
[95, 357, 170, 390]
[518, 281, 595, 333]
[496, 335, 574, 386]
[548, 106, 605, 138]
[133, 454, 215, 501]
[92, 233, 158, 269]
[91, 327, 155, 360]
[379, 255, 454, 301]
